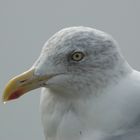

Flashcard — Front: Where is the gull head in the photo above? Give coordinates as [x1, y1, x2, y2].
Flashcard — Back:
[3, 26, 131, 101]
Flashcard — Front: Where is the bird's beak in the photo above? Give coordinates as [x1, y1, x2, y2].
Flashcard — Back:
[2, 68, 48, 102]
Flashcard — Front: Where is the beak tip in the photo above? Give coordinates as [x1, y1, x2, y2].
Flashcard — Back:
[1, 96, 7, 104]
[2, 88, 22, 103]
[2, 93, 8, 102]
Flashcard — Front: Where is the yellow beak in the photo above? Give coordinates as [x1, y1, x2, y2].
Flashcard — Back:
[2, 68, 48, 102]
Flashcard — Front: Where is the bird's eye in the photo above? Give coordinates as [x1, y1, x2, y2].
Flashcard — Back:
[71, 52, 85, 61]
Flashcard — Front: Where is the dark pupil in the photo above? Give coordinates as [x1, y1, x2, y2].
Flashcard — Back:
[75, 54, 80, 58]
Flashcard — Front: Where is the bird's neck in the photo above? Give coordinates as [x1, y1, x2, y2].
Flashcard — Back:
[44, 60, 132, 100]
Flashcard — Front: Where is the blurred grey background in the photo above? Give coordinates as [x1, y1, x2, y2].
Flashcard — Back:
[0, 0, 140, 139]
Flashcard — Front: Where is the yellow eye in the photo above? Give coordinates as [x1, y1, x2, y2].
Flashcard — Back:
[71, 52, 85, 61]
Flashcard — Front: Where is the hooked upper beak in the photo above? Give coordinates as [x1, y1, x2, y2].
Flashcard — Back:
[2, 68, 49, 102]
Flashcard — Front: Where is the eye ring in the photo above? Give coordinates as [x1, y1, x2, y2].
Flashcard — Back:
[71, 52, 85, 61]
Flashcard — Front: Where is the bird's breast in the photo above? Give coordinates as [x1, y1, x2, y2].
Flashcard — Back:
[40, 90, 87, 140]
[40, 81, 140, 140]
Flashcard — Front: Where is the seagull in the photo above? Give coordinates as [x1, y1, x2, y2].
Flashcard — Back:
[3, 26, 140, 140]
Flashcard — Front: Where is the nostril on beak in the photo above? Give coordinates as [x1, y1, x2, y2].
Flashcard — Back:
[19, 79, 28, 83]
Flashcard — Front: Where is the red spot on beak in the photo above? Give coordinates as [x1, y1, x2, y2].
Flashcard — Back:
[8, 89, 23, 100]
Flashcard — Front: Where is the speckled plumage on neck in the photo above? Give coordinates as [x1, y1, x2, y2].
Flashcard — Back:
[35, 27, 132, 98]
